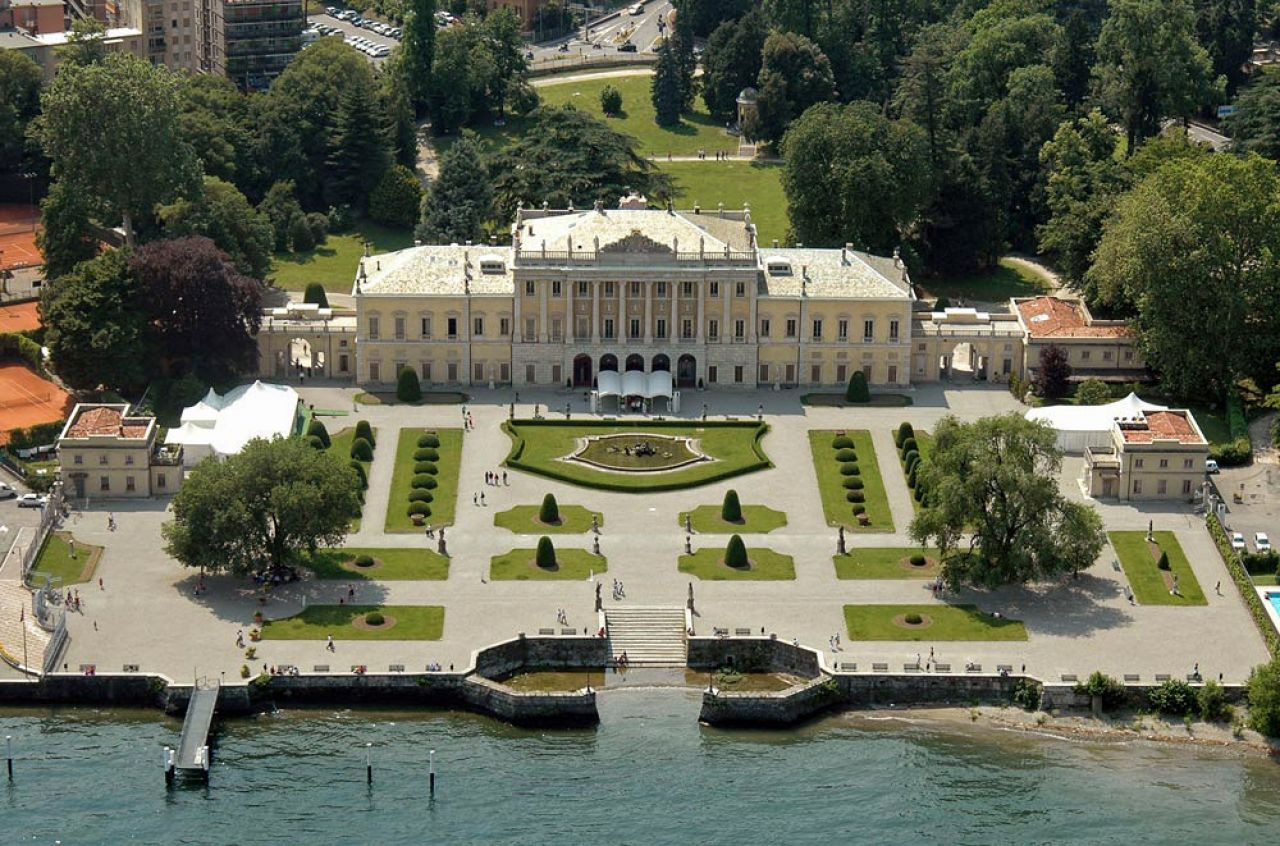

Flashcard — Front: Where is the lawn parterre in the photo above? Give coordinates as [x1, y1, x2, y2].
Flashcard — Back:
[843, 604, 1028, 641]
[678, 546, 796, 580]
[833, 547, 941, 579]
[503, 420, 770, 491]
[328, 423, 374, 531]
[494, 504, 603, 534]
[269, 220, 413, 293]
[490, 548, 607, 580]
[678, 504, 787, 534]
[808, 430, 893, 531]
[663, 161, 787, 246]
[1109, 531, 1207, 606]
[385, 428, 463, 532]
[30, 531, 101, 585]
[260, 605, 445, 640]
[894, 425, 934, 512]
[307, 547, 450, 580]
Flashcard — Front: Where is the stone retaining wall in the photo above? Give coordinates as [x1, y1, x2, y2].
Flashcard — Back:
[686, 636, 821, 677]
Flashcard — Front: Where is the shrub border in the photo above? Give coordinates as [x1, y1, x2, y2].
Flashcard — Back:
[1207, 513, 1279, 656]
[502, 419, 771, 493]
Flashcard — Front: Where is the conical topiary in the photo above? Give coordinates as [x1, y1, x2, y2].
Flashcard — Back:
[845, 370, 870, 403]
[307, 419, 331, 448]
[396, 366, 422, 403]
[725, 534, 748, 568]
[536, 536, 557, 568]
[355, 419, 375, 448]
[1157, 551, 1170, 571]
[350, 437, 373, 461]
[539, 493, 560, 524]
[721, 489, 742, 522]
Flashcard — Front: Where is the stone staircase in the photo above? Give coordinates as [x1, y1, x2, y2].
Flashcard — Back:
[605, 606, 687, 667]
[0, 581, 51, 672]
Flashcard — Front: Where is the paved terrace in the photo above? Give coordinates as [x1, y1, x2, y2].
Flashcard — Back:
[51, 384, 1271, 684]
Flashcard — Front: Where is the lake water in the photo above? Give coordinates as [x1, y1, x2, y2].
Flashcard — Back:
[2, 687, 1279, 844]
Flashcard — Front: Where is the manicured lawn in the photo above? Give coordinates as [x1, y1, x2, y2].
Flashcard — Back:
[489, 548, 607, 580]
[919, 257, 1051, 303]
[843, 604, 1028, 641]
[307, 547, 450, 581]
[834, 547, 941, 580]
[260, 605, 445, 640]
[268, 219, 414, 293]
[1109, 531, 1207, 606]
[807, 430, 893, 532]
[328, 424, 375, 532]
[800, 393, 914, 408]
[678, 504, 787, 534]
[661, 161, 787, 247]
[385, 428, 463, 532]
[678, 547, 795, 581]
[504, 421, 770, 492]
[494, 504, 603, 534]
[30, 531, 101, 585]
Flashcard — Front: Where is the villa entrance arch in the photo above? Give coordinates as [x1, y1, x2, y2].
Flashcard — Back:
[600, 353, 618, 373]
[573, 354, 593, 387]
[676, 354, 697, 388]
[625, 353, 645, 372]
[652, 353, 670, 372]
[275, 338, 326, 377]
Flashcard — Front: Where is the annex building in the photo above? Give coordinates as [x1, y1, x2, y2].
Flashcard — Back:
[341, 199, 1142, 392]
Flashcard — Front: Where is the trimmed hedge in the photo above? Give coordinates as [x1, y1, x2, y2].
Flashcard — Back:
[307, 419, 331, 448]
[414, 461, 439, 475]
[847, 490, 865, 503]
[725, 535, 748, 568]
[843, 477, 864, 490]
[418, 433, 441, 449]
[901, 437, 918, 454]
[354, 420, 375, 447]
[350, 437, 373, 461]
[536, 536, 557, 568]
[0, 332, 48, 377]
[414, 448, 440, 462]
[851, 504, 866, 515]
[839, 462, 861, 476]
[1208, 513, 1279, 656]
[721, 489, 742, 522]
[411, 474, 438, 490]
[834, 448, 857, 462]
[307, 435, 325, 450]
[539, 493, 560, 524]
[407, 502, 431, 517]
[349, 460, 368, 489]
[831, 435, 853, 450]
[895, 422, 914, 448]
[408, 489, 434, 503]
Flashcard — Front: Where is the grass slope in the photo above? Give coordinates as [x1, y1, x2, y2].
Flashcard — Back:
[494, 504, 603, 534]
[662, 161, 787, 246]
[807, 430, 893, 532]
[260, 605, 445, 640]
[919, 257, 1052, 303]
[1109, 531, 1206, 606]
[843, 604, 1028, 641]
[385, 428, 464, 532]
[308, 547, 450, 581]
[269, 219, 414, 293]
[678, 504, 787, 534]
[678, 547, 795, 581]
[490, 548, 607, 580]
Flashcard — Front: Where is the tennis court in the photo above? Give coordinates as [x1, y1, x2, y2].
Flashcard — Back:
[0, 204, 41, 271]
[0, 363, 72, 444]
[0, 302, 40, 333]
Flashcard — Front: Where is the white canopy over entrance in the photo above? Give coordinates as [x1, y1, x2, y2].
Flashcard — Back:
[1026, 392, 1168, 453]
[591, 369, 679, 412]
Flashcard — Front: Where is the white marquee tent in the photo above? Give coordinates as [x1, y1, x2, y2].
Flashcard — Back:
[591, 370, 679, 412]
[166, 381, 302, 465]
[1025, 392, 1167, 453]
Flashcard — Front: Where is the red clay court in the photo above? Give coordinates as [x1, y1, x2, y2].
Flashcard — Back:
[0, 362, 72, 445]
[0, 302, 41, 333]
[0, 203, 41, 272]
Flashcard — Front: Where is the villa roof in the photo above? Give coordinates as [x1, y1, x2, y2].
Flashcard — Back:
[1118, 410, 1206, 445]
[759, 248, 911, 299]
[514, 207, 756, 254]
[356, 246, 514, 296]
[62, 404, 152, 440]
[1016, 296, 1129, 339]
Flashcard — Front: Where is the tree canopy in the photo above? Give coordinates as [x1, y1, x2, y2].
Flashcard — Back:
[417, 134, 494, 243]
[910, 413, 1105, 589]
[1224, 66, 1280, 161]
[158, 176, 274, 279]
[163, 437, 360, 576]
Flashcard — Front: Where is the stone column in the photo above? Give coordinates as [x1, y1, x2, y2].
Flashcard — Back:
[566, 276, 575, 342]
[592, 281, 600, 343]
[748, 277, 758, 343]
[513, 284, 523, 342]
[644, 281, 653, 343]
[668, 281, 676, 343]
[621, 281, 629, 342]
[539, 281, 548, 343]
[722, 282, 731, 344]
[695, 279, 705, 343]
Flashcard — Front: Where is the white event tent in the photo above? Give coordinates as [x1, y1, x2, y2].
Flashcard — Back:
[591, 370, 680, 413]
[166, 381, 302, 465]
[1025, 392, 1167, 453]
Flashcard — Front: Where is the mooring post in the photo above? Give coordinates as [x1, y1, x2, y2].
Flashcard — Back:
[6, 735, 12, 780]
[366, 743, 372, 785]
[164, 747, 176, 785]
[428, 749, 436, 796]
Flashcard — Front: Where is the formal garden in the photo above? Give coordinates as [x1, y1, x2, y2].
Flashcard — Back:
[894, 422, 934, 512]
[834, 547, 942, 580]
[317, 419, 375, 531]
[307, 547, 450, 581]
[30, 531, 102, 586]
[678, 535, 795, 581]
[490, 537, 607, 581]
[678, 489, 787, 534]
[385, 428, 464, 532]
[503, 419, 770, 491]
[260, 605, 446, 640]
[843, 604, 1028, 641]
[494, 494, 603, 534]
[1110, 531, 1206, 606]
[807, 430, 893, 531]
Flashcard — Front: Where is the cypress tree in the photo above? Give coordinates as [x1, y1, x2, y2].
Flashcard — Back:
[725, 534, 748, 568]
[845, 370, 870, 403]
[651, 38, 683, 127]
[539, 493, 560, 524]
[721, 489, 742, 523]
[401, 0, 436, 114]
[536, 536, 557, 568]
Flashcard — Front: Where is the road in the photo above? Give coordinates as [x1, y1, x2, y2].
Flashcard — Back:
[529, 0, 672, 66]
[307, 11, 398, 65]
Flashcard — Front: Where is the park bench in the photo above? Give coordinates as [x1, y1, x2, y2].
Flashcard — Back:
[560, 628, 577, 636]
[313, 664, 330, 673]
[734, 627, 752, 636]
[538, 627, 555, 635]
[1060, 674, 1078, 682]
[121, 664, 139, 673]
[997, 664, 1013, 673]
[1154, 673, 1171, 682]
[1123, 674, 1140, 683]
[713, 626, 729, 637]
[933, 663, 951, 673]
[1186, 674, 1203, 682]
[388, 664, 405, 673]
[965, 664, 983, 673]
[872, 662, 889, 672]
[903, 663, 921, 673]
[837, 662, 857, 672]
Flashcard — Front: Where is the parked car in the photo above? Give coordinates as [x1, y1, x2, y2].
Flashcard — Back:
[16, 493, 47, 508]
[618, 40, 637, 52]
[325, 6, 337, 15]
[1205, 459, 1220, 474]
[629, 3, 644, 14]
[1256, 532, 1271, 553]
[0, 482, 15, 499]
[1231, 531, 1247, 552]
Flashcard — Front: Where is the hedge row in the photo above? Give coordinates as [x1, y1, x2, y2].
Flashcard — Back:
[829, 433, 866, 524]
[0, 332, 48, 378]
[896, 422, 928, 505]
[1207, 513, 1279, 657]
[1211, 394, 1252, 467]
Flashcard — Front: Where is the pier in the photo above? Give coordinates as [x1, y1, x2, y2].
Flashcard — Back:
[172, 677, 219, 781]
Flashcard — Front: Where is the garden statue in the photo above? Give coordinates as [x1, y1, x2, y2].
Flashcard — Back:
[438, 527, 447, 556]
[837, 526, 846, 556]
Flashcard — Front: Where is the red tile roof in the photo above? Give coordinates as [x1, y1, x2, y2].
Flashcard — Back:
[1017, 297, 1129, 339]
[1120, 411, 1205, 445]
[65, 406, 150, 439]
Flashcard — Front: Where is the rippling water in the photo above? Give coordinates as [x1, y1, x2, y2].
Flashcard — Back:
[2, 688, 1279, 844]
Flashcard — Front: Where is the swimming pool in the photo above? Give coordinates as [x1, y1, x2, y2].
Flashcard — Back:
[1260, 589, 1280, 638]
[1269, 591, 1280, 616]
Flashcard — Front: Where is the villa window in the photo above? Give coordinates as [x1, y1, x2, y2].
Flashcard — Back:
[656, 282, 667, 297]
[1080, 350, 1091, 360]
[447, 317, 458, 339]
[1124, 350, 1135, 361]
[368, 316, 380, 340]
[474, 362, 484, 382]
[605, 319, 616, 340]
[735, 282, 746, 298]
[1135, 458, 1144, 468]
[394, 316, 405, 340]
[890, 319, 900, 341]
[785, 319, 797, 338]
[759, 363, 769, 382]
[500, 318, 510, 337]
[734, 365, 744, 383]
[681, 282, 693, 297]
[157, 474, 166, 490]
[605, 281, 616, 297]
[812, 319, 823, 341]
[760, 318, 770, 338]
[863, 319, 874, 342]
[1157, 479, 1167, 495]
[709, 282, 720, 298]
[1183, 458, 1193, 469]
[682, 319, 692, 339]
[1182, 479, 1192, 495]
[734, 319, 745, 339]
[629, 318, 640, 340]
[421, 362, 432, 381]
[707, 365, 718, 383]
[447, 362, 458, 381]
[369, 362, 381, 381]
[525, 318, 536, 342]
[656, 319, 667, 339]
[551, 318, 562, 341]
[74, 454, 83, 465]
[421, 318, 432, 339]
[1103, 350, 1113, 361]
[99, 455, 108, 465]
[837, 320, 848, 341]
[1133, 480, 1143, 494]
[708, 319, 719, 341]
[552, 281, 562, 297]
[473, 317, 484, 337]
[126, 476, 136, 492]
[578, 281, 589, 297]
[525, 280, 535, 296]
[125, 455, 135, 465]
[100, 476, 110, 492]
[811, 364, 821, 383]
[630, 281, 641, 297]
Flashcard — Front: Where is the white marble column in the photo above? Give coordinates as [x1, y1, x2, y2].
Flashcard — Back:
[621, 282, 629, 342]
[722, 283, 731, 343]
[668, 282, 676, 342]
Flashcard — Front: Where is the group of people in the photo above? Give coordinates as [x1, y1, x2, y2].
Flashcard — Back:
[611, 579, 626, 601]
[484, 471, 508, 486]
[264, 664, 300, 676]
[556, 608, 569, 626]
[461, 407, 476, 430]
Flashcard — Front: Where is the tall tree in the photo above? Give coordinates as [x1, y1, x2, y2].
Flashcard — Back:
[676, 0, 750, 37]
[158, 176, 274, 279]
[488, 106, 672, 214]
[481, 7, 529, 118]
[36, 179, 99, 279]
[163, 437, 360, 577]
[651, 36, 685, 127]
[1052, 9, 1097, 108]
[1089, 154, 1280, 397]
[417, 134, 493, 243]
[701, 10, 768, 122]
[257, 180, 305, 252]
[39, 249, 149, 391]
[910, 413, 1106, 589]
[35, 53, 197, 246]
[1095, 0, 1221, 153]
[781, 101, 930, 253]
[130, 236, 263, 383]
[177, 74, 254, 189]
[670, 9, 699, 110]
[325, 73, 390, 211]
[1223, 66, 1280, 160]
[1034, 344, 1072, 399]
[380, 57, 418, 168]
[0, 51, 42, 180]
[753, 31, 837, 145]
[57, 17, 108, 66]
[401, 0, 437, 114]
[428, 24, 483, 134]
[1195, 0, 1258, 95]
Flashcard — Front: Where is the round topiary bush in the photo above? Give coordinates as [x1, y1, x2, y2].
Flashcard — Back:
[834, 448, 857, 462]
[307, 435, 325, 450]
[904, 612, 923, 625]
[349, 460, 368, 489]
[852, 504, 866, 515]
[354, 420, 375, 447]
[407, 502, 431, 517]
[414, 461, 438, 475]
[832, 435, 853, 450]
[354, 554, 375, 568]
[411, 474, 438, 490]
[909, 554, 926, 567]
[539, 493, 560, 524]
[839, 462, 860, 476]
[901, 437, 918, 454]
[408, 489, 434, 503]
[906, 468, 917, 489]
[365, 611, 385, 626]
[725, 534, 748, 568]
[843, 477, 864, 490]
[847, 490, 865, 503]
[414, 447, 439, 462]
[902, 449, 919, 468]
[350, 437, 373, 461]
[721, 489, 742, 522]
[896, 422, 914, 447]
[536, 536, 557, 568]
[417, 433, 440, 449]
[307, 419, 331, 449]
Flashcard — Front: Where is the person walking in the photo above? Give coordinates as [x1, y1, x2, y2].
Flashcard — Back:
[326, 635, 335, 652]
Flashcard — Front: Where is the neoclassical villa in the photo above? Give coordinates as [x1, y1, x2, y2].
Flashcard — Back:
[253, 198, 1144, 391]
